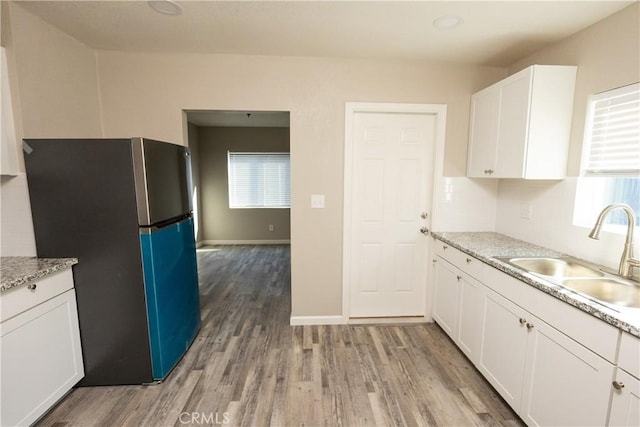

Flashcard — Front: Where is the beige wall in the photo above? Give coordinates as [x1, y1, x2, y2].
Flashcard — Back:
[6, 2, 102, 160]
[494, 3, 640, 270]
[196, 126, 290, 243]
[1, 2, 103, 256]
[95, 52, 505, 316]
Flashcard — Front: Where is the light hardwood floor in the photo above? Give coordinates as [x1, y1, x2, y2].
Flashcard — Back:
[37, 245, 523, 427]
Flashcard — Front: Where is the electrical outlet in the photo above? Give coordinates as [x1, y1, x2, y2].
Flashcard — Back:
[519, 202, 533, 220]
[268, 224, 274, 232]
[311, 194, 325, 209]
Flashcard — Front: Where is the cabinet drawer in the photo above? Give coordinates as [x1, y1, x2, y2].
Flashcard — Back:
[435, 242, 483, 281]
[1, 268, 74, 322]
[619, 333, 640, 379]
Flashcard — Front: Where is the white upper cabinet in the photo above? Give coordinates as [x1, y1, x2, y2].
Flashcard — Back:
[1, 47, 19, 176]
[467, 65, 577, 179]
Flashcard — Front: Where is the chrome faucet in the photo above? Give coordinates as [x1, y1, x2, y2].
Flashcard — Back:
[588, 204, 640, 278]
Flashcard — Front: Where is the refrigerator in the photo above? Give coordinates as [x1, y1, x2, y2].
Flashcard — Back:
[23, 138, 201, 386]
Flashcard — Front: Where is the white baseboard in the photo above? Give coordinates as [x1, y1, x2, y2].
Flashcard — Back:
[289, 315, 431, 326]
[201, 240, 291, 246]
[347, 316, 429, 325]
[195, 241, 205, 248]
[290, 315, 348, 326]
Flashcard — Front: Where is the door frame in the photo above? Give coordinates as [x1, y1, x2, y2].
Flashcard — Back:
[342, 102, 447, 322]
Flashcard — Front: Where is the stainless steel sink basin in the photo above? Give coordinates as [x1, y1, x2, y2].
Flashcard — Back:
[507, 257, 604, 278]
[498, 255, 640, 310]
[562, 278, 640, 308]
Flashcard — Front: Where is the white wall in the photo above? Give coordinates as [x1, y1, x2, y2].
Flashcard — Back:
[432, 177, 498, 232]
[0, 174, 36, 256]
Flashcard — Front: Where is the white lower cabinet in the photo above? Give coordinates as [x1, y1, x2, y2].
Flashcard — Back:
[432, 258, 460, 338]
[456, 275, 482, 361]
[477, 288, 530, 409]
[477, 286, 613, 426]
[609, 333, 640, 426]
[1, 274, 84, 426]
[519, 309, 613, 426]
[432, 248, 482, 361]
[608, 368, 640, 427]
[431, 239, 625, 427]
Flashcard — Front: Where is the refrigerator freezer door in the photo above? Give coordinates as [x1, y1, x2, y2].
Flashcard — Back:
[140, 217, 201, 380]
[132, 138, 192, 226]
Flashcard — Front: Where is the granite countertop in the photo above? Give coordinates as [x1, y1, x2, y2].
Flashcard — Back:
[431, 231, 640, 338]
[1, 257, 78, 292]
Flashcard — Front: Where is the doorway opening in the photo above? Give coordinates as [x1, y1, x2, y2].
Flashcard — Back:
[184, 110, 291, 247]
[183, 109, 292, 320]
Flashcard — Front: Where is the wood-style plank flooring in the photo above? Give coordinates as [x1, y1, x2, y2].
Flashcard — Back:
[37, 245, 523, 427]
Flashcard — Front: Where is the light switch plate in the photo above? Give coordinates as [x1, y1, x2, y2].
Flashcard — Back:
[311, 194, 325, 209]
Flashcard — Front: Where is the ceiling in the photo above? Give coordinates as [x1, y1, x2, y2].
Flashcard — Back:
[13, 0, 635, 128]
[15, 0, 635, 67]
[186, 110, 290, 128]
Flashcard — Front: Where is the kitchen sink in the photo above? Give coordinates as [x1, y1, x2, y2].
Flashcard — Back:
[506, 257, 604, 278]
[561, 278, 640, 308]
[498, 255, 640, 310]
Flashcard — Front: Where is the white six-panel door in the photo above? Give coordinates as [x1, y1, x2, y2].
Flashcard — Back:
[347, 110, 436, 317]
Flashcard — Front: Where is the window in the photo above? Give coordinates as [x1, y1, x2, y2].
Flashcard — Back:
[227, 152, 290, 208]
[574, 82, 640, 229]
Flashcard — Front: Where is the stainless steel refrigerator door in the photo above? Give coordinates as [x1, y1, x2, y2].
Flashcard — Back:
[132, 138, 192, 226]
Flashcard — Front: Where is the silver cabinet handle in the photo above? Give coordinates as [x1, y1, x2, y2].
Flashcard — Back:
[519, 318, 527, 325]
[526, 323, 534, 330]
[466, 258, 472, 264]
[456, 275, 462, 281]
[420, 212, 428, 219]
[612, 381, 625, 390]
[420, 227, 429, 235]
[442, 245, 448, 250]
[27, 284, 37, 291]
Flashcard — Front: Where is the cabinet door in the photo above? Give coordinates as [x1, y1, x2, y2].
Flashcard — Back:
[1, 289, 84, 427]
[432, 258, 460, 340]
[608, 369, 640, 427]
[478, 287, 529, 409]
[520, 316, 614, 426]
[467, 87, 500, 177]
[457, 275, 482, 361]
[493, 69, 531, 178]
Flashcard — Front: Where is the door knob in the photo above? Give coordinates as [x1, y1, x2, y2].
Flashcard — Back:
[420, 227, 429, 235]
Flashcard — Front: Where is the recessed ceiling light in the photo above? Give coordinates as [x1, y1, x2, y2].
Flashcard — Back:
[148, 0, 182, 16]
[433, 14, 463, 30]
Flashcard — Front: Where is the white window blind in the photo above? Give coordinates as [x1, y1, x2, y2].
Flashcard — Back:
[228, 152, 290, 208]
[582, 82, 640, 176]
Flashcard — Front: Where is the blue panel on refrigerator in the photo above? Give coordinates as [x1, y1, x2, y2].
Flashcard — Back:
[140, 217, 201, 380]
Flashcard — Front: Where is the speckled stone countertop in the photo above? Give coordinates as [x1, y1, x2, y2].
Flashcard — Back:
[431, 231, 640, 338]
[1, 257, 78, 292]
